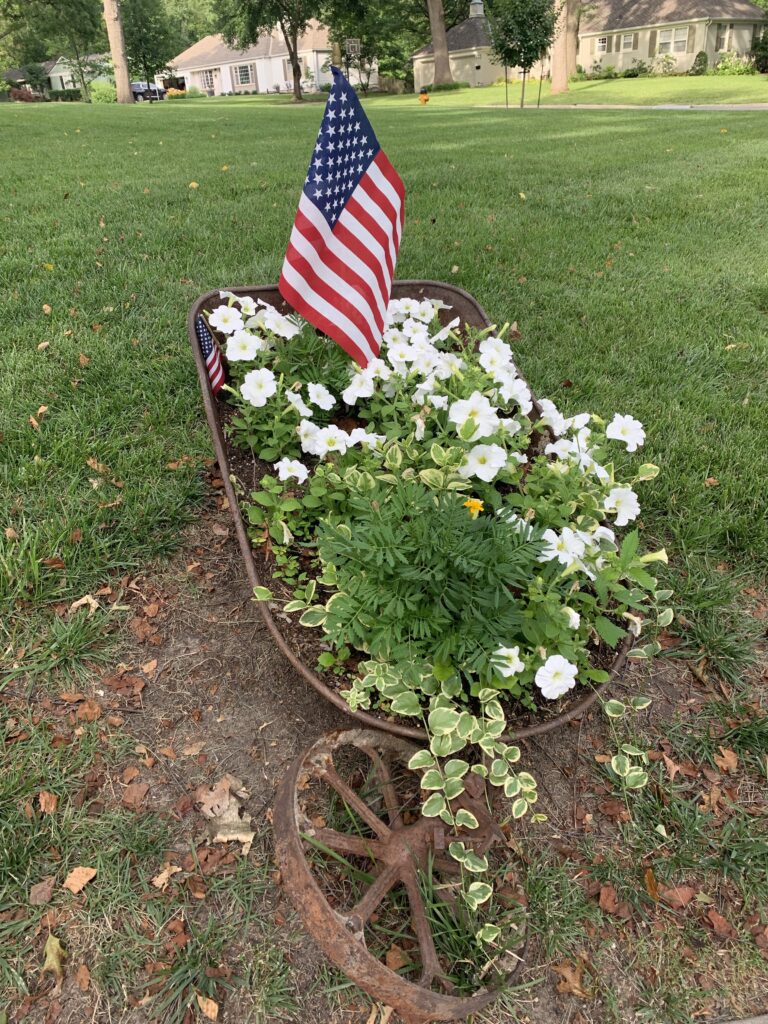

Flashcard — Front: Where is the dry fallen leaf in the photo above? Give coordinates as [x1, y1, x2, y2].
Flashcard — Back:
[182, 740, 206, 756]
[385, 943, 409, 971]
[42, 933, 66, 989]
[644, 867, 659, 902]
[79, 352, 90, 367]
[705, 477, 719, 488]
[707, 907, 737, 938]
[152, 863, 182, 890]
[68, 594, 99, 617]
[195, 775, 255, 853]
[141, 658, 158, 674]
[63, 866, 97, 894]
[38, 791, 58, 814]
[122, 765, 140, 784]
[76, 963, 90, 991]
[553, 959, 590, 998]
[38, 340, 50, 351]
[43, 303, 52, 315]
[714, 746, 738, 774]
[86, 457, 109, 474]
[189, 181, 200, 189]
[4, 527, 19, 540]
[30, 876, 56, 906]
[196, 992, 219, 1021]
[76, 699, 102, 722]
[659, 884, 697, 910]
[122, 782, 150, 811]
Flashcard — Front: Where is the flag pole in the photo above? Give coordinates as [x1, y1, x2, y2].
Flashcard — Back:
[505, 64, 509, 109]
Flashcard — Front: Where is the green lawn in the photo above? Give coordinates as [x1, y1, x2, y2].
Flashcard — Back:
[540, 72, 768, 105]
[1, 93, 768, 1020]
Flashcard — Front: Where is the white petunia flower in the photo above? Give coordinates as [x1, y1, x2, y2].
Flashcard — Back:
[410, 343, 440, 377]
[537, 398, 567, 436]
[430, 316, 460, 344]
[209, 304, 244, 335]
[500, 417, 522, 438]
[240, 367, 276, 407]
[535, 655, 578, 700]
[274, 457, 309, 484]
[448, 391, 500, 442]
[562, 607, 581, 630]
[383, 327, 407, 347]
[498, 509, 535, 539]
[414, 299, 437, 324]
[458, 443, 508, 483]
[226, 331, 261, 362]
[399, 297, 419, 319]
[298, 419, 320, 455]
[493, 646, 525, 678]
[545, 438, 575, 460]
[539, 527, 587, 566]
[432, 351, 464, 380]
[285, 389, 312, 418]
[367, 358, 391, 381]
[479, 336, 515, 376]
[606, 413, 645, 452]
[563, 412, 591, 432]
[428, 394, 449, 410]
[388, 340, 416, 368]
[237, 295, 257, 317]
[604, 487, 640, 527]
[402, 316, 430, 341]
[262, 305, 301, 339]
[348, 428, 385, 448]
[342, 372, 375, 406]
[496, 373, 533, 415]
[386, 298, 406, 324]
[307, 382, 335, 411]
[313, 425, 349, 458]
[219, 290, 239, 302]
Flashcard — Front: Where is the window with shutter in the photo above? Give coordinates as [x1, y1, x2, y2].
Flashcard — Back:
[606, 35, 613, 53]
[649, 29, 657, 55]
[622, 33, 634, 50]
[673, 27, 688, 52]
[596, 36, 607, 52]
[687, 25, 695, 52]
[633, 31, 639, 49]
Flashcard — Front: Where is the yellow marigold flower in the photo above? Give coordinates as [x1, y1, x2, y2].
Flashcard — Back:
[463, 498, 484, 519]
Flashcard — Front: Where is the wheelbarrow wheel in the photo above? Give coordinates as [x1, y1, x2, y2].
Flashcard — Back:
[273, 728, 527, 1024]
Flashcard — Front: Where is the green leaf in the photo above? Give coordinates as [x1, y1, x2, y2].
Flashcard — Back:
[657, 608, 674, 627]
[611, 754, 631, 778]
[484, 698, 504, 722]
[516, 771, 536, 790]
[283, 600, 307, 613]
[252, 586, 273, 602]
[299, 606, 327, 628]
[636, 463, 660, 480]
[419, 468, 444, 489]
[624, 768, 649, 789]
[408, 750, 435, 771]
[595, 616, 627, 648]
[504, 776, 521, 798]
[251, 491, 275, 507]
[428, 707, 460, 736]
[655, 589, 673, 601]
[620, 530, 640, 565]
[603, 699, 626, 719]
[630, 695, 652, 711]
[422, 792, 446, 817]
[420, 769, 445, 791]
[430, 443, 447, 466]
[317, 652, 336, 668]
[444, 778, 465, 800]
[459, 418, 477, 441]
[466, 881, 493, 905]
[463, 851, 489, 873]
[390, 691, 422, 718]
[455, 808, 479, 829]
[621, 744, 646, 756]
[443, 759, 469, 779]
[511, 798, 528, 819]
[476, 923, 501, 944]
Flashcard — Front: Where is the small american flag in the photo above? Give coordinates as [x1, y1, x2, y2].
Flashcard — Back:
[279, 66, 405, 369]
[196, 314, 225, 394]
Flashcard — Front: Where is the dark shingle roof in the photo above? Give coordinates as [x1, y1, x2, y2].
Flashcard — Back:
[581, 0, 766, 32]
[412, 15, 491, 57]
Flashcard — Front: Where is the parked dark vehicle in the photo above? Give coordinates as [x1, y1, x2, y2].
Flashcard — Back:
[131, 81, 165, 102]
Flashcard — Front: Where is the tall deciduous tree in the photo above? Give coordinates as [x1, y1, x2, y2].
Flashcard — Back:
[217, 0, 321, 101]
[487, 0, 558, 105]
[121, 0, 176, 93]
[102, 0, 132, 102]
[426, 0, 453, 84]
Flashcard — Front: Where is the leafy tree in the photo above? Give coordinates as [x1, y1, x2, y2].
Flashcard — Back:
[487, 0, 558, 105]
[320, 0, 414, 90]
[162, 0, 217, 52]
[753, 26, 768, 73]
[217, 0, 322, 101]
[24, 62, 49, 93]
[426, 0, 453, 84]
[121, 0, 177, 92]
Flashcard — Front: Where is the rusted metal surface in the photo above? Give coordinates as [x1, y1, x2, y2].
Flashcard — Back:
[272, 728, 526, 1024]
[188, 281, 633, 741]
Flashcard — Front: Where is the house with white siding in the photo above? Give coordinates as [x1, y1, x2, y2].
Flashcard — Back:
[165, 22, 377, 96]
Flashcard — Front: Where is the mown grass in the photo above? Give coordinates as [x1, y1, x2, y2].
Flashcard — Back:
[1, 93, 767, 1020]
[2, 95, 766, 682]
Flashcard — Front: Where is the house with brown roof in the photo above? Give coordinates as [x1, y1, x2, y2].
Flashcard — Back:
[411, 0, 766, 88]
[166, 22, 375, 95]
[580, 0, 766, 72]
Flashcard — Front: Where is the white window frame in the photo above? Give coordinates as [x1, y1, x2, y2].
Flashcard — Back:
[658, 28, 673, 54]
[622, 33, 634, 50]
[596, 36, 608, 52]
[673, 27, 688, 52]
[200, 69, 214, 89]
[236, 64, 251, 85]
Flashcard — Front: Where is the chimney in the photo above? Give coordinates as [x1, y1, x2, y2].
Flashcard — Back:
[469, 0, 485, 16]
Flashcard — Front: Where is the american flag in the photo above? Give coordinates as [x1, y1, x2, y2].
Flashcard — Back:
[196, 314, 225, 394]
[279, 66, 405, 369]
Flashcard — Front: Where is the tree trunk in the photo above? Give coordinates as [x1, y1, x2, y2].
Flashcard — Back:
[70, 38, 91, 101]
[102, 0, 132, 104]
[550, 0, 568, 94]
[566, 0, 579, 78]
[426, 0, 453, 86]
[280, 21, 303, 101]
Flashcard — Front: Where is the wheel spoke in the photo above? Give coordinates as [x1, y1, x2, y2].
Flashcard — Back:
[309, 827, 384, 860]
[345, 860, 402, 928]
[361, 745, 405, 829]
[321, 765, 391, 840]
[401, 867, 455, 994]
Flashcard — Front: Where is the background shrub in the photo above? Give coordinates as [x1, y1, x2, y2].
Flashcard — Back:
[49, 88, 81, 102]
[9, 87, 40, 102]
[753, 28, 768, 73]
[689, 50, 708, 75]
[90, 81, 116, 103]
[711, 51, 757, 75]
[425, 81, 470, 92]
[185, 85, 205, 98]
[166, 87, 187, 99]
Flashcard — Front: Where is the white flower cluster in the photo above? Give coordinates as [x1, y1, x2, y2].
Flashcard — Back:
[209, 293, 302, 364]
[492, 646, 580, 701]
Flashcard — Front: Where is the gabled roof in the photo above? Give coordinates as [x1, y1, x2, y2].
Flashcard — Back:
[581, 0, 766, 33]
[170, 21, 330, 71]
[412, 15, 491, 57]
